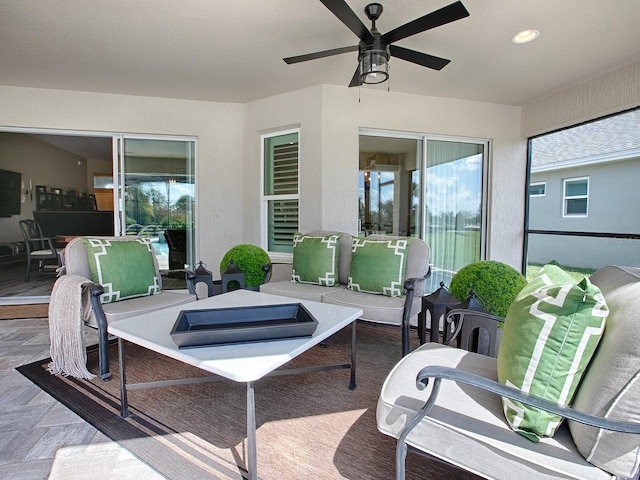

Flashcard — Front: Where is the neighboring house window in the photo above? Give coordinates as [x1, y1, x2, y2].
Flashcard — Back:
[529, 182, 546, 196]
[262, 129, 299, 254]
[563, 177, 588, 217]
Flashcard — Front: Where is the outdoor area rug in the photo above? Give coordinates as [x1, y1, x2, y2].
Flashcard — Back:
[17, 322, 481, 480]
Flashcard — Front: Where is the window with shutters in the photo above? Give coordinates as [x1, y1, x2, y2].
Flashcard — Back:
[563, 177, 588, 217]
[262, 129, 299, 254]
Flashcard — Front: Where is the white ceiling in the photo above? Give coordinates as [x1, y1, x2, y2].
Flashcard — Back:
[2, 0, 640, 106]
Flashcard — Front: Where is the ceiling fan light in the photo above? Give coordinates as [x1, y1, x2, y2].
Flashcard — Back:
[360, 49, 389, 84]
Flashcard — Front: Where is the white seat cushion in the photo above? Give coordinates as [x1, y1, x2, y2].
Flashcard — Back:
[87, 290, 196, 327]
[259, 281, 345, 303]
[377, 343, 613, 480]
[322, 287, 421, 327]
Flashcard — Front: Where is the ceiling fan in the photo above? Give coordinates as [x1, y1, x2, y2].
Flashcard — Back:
[283, 0, 470, 87]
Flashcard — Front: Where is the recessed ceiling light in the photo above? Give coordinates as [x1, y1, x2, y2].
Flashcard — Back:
[512, 29, 540, 44]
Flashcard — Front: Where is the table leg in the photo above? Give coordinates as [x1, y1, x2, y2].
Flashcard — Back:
[118, 338, 130, 418]
[246, 381, 257, 480]
[349, 321, 357, 390]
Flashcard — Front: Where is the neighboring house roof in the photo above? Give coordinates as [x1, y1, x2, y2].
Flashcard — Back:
[531, 109, 640, 172]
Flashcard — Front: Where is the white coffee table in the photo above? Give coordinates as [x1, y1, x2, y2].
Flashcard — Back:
[108, 289, 363, 480]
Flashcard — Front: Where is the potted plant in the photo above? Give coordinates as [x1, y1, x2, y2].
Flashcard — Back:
[219, 244, 271, 290]
[449, 260, 527, 355]
[449, 260, 527, 319]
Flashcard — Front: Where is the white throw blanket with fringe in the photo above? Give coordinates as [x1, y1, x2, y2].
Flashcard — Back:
[47, 275, 96, 379]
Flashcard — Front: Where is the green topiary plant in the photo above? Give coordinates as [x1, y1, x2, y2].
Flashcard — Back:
[449, 260, 527, 318]
[219, 244, 271, 288]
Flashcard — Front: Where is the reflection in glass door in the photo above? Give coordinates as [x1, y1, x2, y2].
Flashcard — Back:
[114, 137, 196, 270]
[359, 135, 422, 237]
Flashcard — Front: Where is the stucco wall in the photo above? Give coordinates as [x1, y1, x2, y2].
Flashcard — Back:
[522, 60, 640, 136]
[320, 85, 525, 267]
[244, 85, 525, 268]
[242, 86, 323, 248]
[0, 83, 525, 277]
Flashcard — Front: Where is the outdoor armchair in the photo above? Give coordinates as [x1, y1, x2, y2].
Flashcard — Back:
[377, 265, 640, 479]
[64, 236, 198, 380]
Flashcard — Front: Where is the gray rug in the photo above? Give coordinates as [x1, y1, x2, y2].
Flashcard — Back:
[17, 322, 481, 480]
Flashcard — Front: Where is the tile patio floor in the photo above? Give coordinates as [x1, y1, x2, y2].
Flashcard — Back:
[0, 317, 166, 480]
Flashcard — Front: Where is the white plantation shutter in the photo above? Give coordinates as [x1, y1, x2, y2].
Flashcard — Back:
[263, 131, 299, 253]
[268, 199, 299, 249]
[271, 142, 298, 195]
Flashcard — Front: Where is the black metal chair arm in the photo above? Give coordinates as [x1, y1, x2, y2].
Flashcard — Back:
[262, 262, 275, 283]
[82, 281, 105, 298]
[414, 365, 640, 434]
[403, 266, 431, 291]
[162, 269, 198, 294]
[164, 268, 197, 280]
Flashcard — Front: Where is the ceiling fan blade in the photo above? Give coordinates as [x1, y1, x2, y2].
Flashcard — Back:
[319, 0, 375, 43]
[283, 45, 358, 64]
[348, 66, 361, 87]
[381, 1, 469, 45]
[390, 45, 450, 70]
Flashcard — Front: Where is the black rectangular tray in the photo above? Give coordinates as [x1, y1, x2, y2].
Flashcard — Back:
[170, 303, 319, 348]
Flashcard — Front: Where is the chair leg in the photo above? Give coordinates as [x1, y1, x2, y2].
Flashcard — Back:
[25, 255, 31, 282]
[96, 321, 112, 381]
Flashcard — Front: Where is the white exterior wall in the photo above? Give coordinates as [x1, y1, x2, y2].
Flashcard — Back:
[320, 86, 525, 267]
[1, 83, 525, 274]
[245, 85, 525, 268]
[522, 60, 640, 136]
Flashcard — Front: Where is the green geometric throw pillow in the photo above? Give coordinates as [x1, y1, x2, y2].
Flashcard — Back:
[81, 237, 160, 304]
[292, 233, 341, 286]
[497, 264, 608, 442]
[348, 238, 408, 297]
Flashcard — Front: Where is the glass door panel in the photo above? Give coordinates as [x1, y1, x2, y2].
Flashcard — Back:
[424, 139, 485, 291]
[116, 137, 195, 270]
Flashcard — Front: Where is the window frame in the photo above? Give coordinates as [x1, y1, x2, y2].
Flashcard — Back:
[562, 176, 589, 217]
[260, 128, 300, 256]
[529, 182, 546, 197]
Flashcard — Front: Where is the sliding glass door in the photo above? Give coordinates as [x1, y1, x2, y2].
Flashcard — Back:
[359, 130, 488, 293]
[114, 136, 196, 270]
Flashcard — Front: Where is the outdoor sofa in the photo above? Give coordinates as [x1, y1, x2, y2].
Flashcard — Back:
[260, 231, 430, 357]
